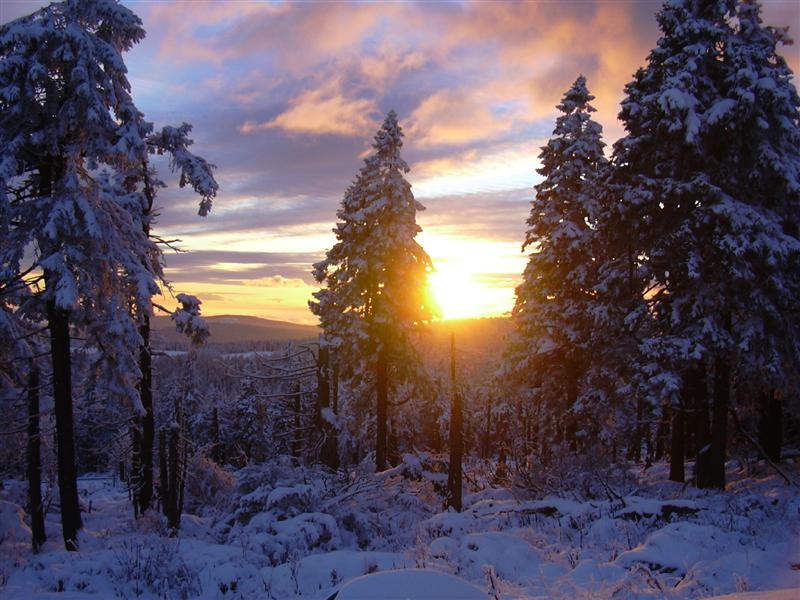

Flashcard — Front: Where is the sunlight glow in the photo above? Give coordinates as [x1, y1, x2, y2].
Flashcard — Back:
[428, 261, 510, 320]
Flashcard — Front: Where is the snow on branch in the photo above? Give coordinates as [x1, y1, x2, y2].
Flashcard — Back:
[147, 124, 218, 216]
[172, 293, 210, 348]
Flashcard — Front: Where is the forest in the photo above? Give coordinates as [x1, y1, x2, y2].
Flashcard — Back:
[0, 0, 799, 599]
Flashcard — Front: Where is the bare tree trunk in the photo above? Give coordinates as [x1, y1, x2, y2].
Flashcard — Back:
[178, 434, 187, 523]
[158, 429, 167, 515]
[758, 388, 782, 464]
[387, 422, 400, 467]
[689, 362, 712, 487]
[524, 406, 532, 456]
[375, 345, 388, 472]
[137, 315, 154, 512]
[669, 403, 685, 483]
[211, 407, 222, 464]
[166, 422, 180, 532]
[164, 378, 186, 534]
[644, 420, 654, 469]
[565, 361, 579, 452]
[292, 383, 302, 460]
[482, 396, 493, 460]
[317, 345, 338, 470]
[331, 350, 339, 415]
[684, 396, 694, 459]
[130, 423, 141, 518]
[27, 363, 46, 552]
[495, 412, 508, 484]
[38, 159, 80, 550]
[627, 397, 644, 463]
[655, 403, 669, 462]
[707, 353, 730, 489]
[446, 332, 462, 512]
[47, 298, 82, 551]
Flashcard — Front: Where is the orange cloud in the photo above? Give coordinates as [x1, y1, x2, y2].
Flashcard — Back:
[239, 78, 377, 137]
[147, 1, 393, 74]
[146, 1, 282, 64]
[356, 46, 429, 86]
[408, 89, 524, 148]
[250, 276, 308, 288]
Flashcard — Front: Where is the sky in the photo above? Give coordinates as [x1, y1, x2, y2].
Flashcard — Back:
[2, 0, 799, 324]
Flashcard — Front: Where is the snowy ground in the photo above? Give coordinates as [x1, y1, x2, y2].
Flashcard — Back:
[1, 456, 798, 599]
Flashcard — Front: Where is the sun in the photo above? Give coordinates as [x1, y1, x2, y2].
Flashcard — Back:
[427, 262, 499, 320]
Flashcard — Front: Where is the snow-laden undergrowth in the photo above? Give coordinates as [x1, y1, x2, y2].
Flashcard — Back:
[1, 455, 798, 599]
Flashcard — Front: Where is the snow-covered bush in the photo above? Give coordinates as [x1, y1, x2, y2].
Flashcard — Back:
[110, 536, 201, 599]
[512, 448, 636, 501]
[183, 452, 235, 516]
[0, 501, 31, 546]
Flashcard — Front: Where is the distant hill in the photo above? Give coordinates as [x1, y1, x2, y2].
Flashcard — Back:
[150, 313, 511, 359]
[151, 314, 320, 346]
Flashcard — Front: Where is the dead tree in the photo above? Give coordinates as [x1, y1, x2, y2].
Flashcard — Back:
[376, 332, 389, 472]
[292, 380, 303, 460]
[446, 332, 463, 512]
[317, 344, 339, 470]
[26, 362, 46, 552]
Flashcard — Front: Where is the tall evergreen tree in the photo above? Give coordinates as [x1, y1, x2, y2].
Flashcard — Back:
[510, 75, 607, 453]
[1, 0, 154, 549]
[718, 0, 800, 463]
[604, 0, 799, 487]
[310, 111, 433, 471]
[0, 0, 216, 546]
[133, 125, 217, 514]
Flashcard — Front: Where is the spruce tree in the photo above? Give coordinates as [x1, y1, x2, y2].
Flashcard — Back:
[310, 111, 433, 471]
[719, 0, 800, 463]
[1, 0, 155, 549]
[0, 0, 217, 547]
[134, 125, 216, 514]
[605, 0, 799, 487]
[510, 75, 607, 454]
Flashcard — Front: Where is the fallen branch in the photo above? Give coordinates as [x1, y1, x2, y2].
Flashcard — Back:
[596, 474, 628, 508]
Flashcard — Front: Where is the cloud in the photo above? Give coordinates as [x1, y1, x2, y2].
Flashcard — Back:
[410, 139, 546, 199]
[407, 88, 523, 148]
[112, 0, 799, 323]
[163, 250, 322, 286]
[250, 276, 308, 288]
[419, 188, 531, 243]
[240, 78, 378, 137]
[144, 1, 391, 72]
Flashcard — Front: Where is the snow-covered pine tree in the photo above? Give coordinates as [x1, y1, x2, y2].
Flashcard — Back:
[510, 75, 607, 456]
[0, 0, 154, 549]
[602, 0, 738, 486]
[134, 124, 217, 514]
[0, 0, 215, 547]
[310, 111, 433, 472]
[605, 0, 799, 487]
[717, 0, 800, 464]
[0, 271, 46, 552]
[160, 293, 209, 533]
